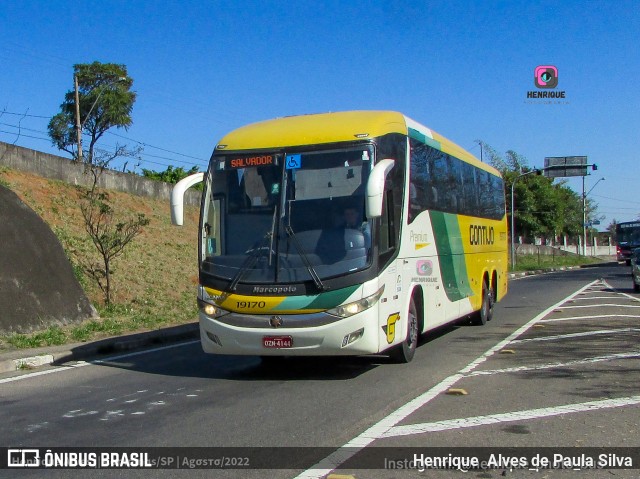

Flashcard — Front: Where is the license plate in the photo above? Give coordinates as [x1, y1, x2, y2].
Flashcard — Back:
[262, 336, 293, 348]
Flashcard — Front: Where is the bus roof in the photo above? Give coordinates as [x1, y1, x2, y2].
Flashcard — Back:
[617, 221, 640, 228]
[215, 110, 500, 176]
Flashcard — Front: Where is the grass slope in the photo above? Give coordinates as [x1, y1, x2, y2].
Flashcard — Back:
[0, 167, 200, 350]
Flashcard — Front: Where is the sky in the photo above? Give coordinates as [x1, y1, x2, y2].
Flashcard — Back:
[1, 0, 639, 231]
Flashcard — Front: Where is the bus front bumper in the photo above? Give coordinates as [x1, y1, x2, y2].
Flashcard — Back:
[198, 311, 379, 356]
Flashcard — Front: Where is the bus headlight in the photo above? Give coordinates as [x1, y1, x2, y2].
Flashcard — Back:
[327, 286, 384, 318]
[197, 286, 228, 319]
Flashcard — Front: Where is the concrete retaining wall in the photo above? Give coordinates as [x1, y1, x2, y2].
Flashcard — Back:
[0, 141, 201, 205]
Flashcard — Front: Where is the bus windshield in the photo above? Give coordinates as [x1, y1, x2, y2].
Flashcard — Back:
[201, 146, 374, 287]
[617, 222, 640, 246]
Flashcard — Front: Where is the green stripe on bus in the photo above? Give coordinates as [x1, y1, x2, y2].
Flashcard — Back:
[305, 285, 360, 310]
[275, 284, 359, 311]
[408, 127, 441, 150]
[429, 211, 473, 302]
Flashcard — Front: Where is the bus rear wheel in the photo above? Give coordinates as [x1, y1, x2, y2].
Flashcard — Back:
[472, 278, 493, 326]
[391, 297, 418, 363]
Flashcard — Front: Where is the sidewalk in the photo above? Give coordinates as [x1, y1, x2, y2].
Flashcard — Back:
[0, 322, 199, 374]
[0, 260, 621, 375]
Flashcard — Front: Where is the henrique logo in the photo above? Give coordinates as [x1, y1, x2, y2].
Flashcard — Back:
[416, 260, 433, 276]
[527, 65, 568, 103]
[534, 65, 558, 88]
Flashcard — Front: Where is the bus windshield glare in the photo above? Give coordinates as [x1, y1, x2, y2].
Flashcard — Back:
[201, 146, 374, 287]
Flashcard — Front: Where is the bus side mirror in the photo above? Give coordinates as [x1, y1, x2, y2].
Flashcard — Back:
[366, 159, 395, 218]
[171, 172, 205, 225]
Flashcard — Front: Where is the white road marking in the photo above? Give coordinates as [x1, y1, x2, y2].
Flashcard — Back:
[510, 328, 640, 344]
[0, 340, 200, 385]
[570, 296, 630, 301]
[26, 422, 49, 433]
[0, 365, 78, 384]
[292, 280, 599, 479]
[539, 314, 640, 323]
[466, 351, 640, 377]
[602, 280, 640, 302]
[557, 304, 640, 309]
[381, 395, 640, 438]
[62, 410, 98, 418]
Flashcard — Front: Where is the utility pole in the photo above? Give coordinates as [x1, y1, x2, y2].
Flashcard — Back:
[582, 176, 587, 256]
[74, 74, 83, 162]
[476, 140, 484, 162]
[73, 74, 125, 164]
[584, 177, 606, 257]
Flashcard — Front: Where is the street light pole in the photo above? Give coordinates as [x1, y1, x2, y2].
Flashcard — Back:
[583, 176, 605, 256]
[582, 176, 586, 256]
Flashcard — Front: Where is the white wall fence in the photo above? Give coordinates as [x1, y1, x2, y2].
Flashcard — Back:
[556, 244, 616, 257]
[513, 238, 616, 258]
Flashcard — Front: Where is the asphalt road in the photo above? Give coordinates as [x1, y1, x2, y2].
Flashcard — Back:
[1, 263, 639, 478]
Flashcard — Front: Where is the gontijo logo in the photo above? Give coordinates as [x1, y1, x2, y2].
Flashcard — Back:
[469, 225, 494, 245]
[534, 65, 558, 88]
[384, 313, 400, 344]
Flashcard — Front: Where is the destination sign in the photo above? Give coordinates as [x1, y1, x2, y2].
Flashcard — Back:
[228, 155, 275, 169]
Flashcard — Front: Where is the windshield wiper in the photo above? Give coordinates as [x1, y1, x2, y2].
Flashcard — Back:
[227, 231, 272, 292]
[285, 225, 325, 291]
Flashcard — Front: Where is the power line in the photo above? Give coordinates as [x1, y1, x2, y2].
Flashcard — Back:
[0, 129, 51, 142]
[1, 109, 209, 163]
[0, 117, 207, 170]
[0, 110, 50, 119]
[106, 131, 206, 162]
[591, 194, 640, 205]
[0, 122, 50, 136]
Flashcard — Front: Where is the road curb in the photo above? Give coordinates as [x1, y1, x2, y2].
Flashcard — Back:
[507, 261, 619, 280]
[508, 266, 577, 279]
[0, 322, 199, 374]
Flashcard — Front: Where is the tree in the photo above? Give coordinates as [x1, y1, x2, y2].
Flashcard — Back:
[482, 142, 591, 243]
[48, 62, 136, 165]
[142, 165, 200, 184]
[77, 168, 150, 306]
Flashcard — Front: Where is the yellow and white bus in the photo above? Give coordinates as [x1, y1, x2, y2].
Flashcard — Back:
[171, 111, 508, 362]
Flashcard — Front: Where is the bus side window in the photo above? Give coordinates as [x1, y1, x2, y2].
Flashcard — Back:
[379, 189, 395, 254]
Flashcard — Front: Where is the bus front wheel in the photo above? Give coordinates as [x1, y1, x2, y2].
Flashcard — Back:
[391, 297, 418, 363]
